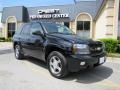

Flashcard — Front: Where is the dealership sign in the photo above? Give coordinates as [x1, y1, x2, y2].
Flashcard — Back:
[30, 9, 69, 19]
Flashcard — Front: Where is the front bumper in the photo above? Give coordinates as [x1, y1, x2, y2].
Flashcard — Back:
[66, 52, 106, 72]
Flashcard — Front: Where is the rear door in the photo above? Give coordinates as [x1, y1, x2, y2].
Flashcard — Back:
[20, 23, 31, 55]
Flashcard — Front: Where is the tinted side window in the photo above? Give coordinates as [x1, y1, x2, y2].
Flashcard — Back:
[15, 25, 24, 35]
[30, 23, 43, 35]
[21, 24, 31, 35]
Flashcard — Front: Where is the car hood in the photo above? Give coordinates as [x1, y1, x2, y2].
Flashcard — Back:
[47, 33, 93, 44]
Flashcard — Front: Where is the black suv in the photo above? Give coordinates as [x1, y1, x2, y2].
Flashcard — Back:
[13, 21, 106, 78]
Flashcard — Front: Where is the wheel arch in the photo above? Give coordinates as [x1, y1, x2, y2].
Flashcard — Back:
[45, 45, 65, 61]
[13, 41, 20, 49]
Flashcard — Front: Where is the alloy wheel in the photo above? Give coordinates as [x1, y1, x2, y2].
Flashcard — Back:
[15, 45, 20, 58]
[49, 56, 62, 75]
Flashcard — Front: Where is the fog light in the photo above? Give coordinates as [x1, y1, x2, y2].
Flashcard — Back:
[80, 62, 86, 66]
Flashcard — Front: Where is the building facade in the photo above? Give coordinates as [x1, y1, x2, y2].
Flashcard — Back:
[1, 0, 120, 39]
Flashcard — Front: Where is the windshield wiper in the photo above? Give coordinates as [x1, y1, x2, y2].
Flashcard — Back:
[48, 32, 75, 35]
[48, 32, 64, 34]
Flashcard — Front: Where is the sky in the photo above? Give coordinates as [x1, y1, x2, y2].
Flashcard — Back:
[0, 0, 95, 25]
[0, 0, 96, 10]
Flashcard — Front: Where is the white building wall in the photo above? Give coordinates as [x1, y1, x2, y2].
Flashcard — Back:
[114, 0, 119, 38]
[95, 6, 107, 39]
[2, 23, 6, 38]
[95, 0, 119, 39]
[70, 21, 76, 33]
[118, 21, 120, 37]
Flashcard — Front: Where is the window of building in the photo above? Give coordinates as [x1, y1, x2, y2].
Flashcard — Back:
[8, 23, 16, 37]
[64, 22, 69, 28]
[77, 21, 90, 30]
[8, 23, 15, 30]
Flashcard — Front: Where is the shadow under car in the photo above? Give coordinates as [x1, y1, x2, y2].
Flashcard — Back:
[24, 56, 113, 84]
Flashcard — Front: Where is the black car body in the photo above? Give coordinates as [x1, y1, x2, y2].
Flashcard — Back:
[13, 21, 106, 78]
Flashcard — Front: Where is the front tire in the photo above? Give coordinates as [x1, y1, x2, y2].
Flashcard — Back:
[47, 51, 68, 78]
[14, 45, 24, 60]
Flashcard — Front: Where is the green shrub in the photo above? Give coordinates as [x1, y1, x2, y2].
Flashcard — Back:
[0, 37, 5, 42]
[116, 44, 120, 53]
[99, 38, 118, 53]
[5, 37, 12, 42]
[0, 37, 12, 42]
[118, 39, 120, 44]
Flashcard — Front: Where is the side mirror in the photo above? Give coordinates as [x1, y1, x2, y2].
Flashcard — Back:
[32, 31, 43, 36]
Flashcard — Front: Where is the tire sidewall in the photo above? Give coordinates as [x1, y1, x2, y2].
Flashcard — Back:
[47, 51, 68, 78]
[14, 44, 24, 60]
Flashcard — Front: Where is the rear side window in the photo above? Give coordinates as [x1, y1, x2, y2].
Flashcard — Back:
[21, 24, 31, 35]
[15, 25, 24, 35]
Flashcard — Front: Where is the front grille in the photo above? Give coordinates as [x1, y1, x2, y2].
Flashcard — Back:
[89, 42, 103, 56]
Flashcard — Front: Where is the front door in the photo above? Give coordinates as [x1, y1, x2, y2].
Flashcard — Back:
[77, 21, 90, 39]
[27, 22, 45, 61]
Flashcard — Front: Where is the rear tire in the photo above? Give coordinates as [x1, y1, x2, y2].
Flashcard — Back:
[14, 45, 24, 60]
[47, 51, 68, 78]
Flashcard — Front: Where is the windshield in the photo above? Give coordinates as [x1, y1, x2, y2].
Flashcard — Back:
[43, 23, 75, 34]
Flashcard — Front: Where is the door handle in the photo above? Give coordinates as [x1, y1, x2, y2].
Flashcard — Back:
[27, 39, 30, 41]
[18, 37, 21, 40]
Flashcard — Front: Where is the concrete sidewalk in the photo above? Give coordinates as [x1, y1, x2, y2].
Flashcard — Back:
[107, 57, 120, 64]
[0, 42, 13, 50]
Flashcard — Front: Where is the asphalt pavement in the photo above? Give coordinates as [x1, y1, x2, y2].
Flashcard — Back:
[0, 45, 120, 90]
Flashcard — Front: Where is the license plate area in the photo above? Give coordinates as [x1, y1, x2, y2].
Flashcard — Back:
[99, 57, 105, 64]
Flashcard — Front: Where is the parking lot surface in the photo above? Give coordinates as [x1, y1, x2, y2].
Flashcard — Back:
[0, 50, 120, 90]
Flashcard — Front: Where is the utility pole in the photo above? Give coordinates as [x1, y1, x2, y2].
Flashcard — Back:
[73, 0, 77, 4]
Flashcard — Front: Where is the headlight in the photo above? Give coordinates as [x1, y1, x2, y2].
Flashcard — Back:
[72, 44, 90, 54]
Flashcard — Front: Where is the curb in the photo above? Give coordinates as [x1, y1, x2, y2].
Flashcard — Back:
[0, 42, 13, 50]
[107, 57, 120, 61]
